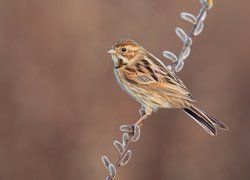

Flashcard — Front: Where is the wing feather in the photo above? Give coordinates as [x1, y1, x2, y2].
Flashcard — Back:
[122, 53, 195, 102]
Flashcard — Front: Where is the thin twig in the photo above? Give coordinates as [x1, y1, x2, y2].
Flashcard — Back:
[106, 119, 143, 180]
[172, 8, 207, 72]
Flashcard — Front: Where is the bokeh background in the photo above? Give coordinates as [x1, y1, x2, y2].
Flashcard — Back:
[0, 0, 249, 180]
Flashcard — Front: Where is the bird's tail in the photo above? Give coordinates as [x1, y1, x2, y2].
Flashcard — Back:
[182, 104, 228, 136]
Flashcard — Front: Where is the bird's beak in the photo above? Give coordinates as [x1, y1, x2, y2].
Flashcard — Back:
[107, 49, 115, 54]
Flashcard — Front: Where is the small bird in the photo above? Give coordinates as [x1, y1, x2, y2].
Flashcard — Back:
[107, 39, 227, 135]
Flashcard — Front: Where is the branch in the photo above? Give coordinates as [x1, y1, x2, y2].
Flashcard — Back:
[101, 0, 214, 179]
[101, 123, 141, 180]
[163, 0, 214, 72]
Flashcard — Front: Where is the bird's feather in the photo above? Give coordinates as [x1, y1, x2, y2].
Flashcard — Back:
[121, 54, 195, 102]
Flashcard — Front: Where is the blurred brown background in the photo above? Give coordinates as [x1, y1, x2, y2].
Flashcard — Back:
[0, 0, 249, 180]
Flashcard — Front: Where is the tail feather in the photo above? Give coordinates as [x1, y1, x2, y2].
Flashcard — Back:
[202, 111, 228, 130]
[182, 105, 228, 136]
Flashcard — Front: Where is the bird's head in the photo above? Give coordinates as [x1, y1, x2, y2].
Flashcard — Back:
[107, 39, 144, 68]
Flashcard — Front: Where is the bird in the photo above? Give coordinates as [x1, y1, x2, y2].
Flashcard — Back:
[107, 39, 228, 136]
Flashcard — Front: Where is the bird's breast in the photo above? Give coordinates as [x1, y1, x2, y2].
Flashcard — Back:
[113, 69, 142, 104]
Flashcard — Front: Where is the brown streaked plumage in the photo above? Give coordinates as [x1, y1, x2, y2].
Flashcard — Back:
[107, 39, 228, 135]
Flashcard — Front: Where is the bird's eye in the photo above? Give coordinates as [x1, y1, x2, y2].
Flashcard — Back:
[121, 48, 127, 52]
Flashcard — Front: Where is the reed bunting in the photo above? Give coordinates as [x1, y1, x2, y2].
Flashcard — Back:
[107, 39, 227, 135]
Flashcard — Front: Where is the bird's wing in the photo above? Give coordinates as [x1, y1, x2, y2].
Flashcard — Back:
[122, 54, 195, 102]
